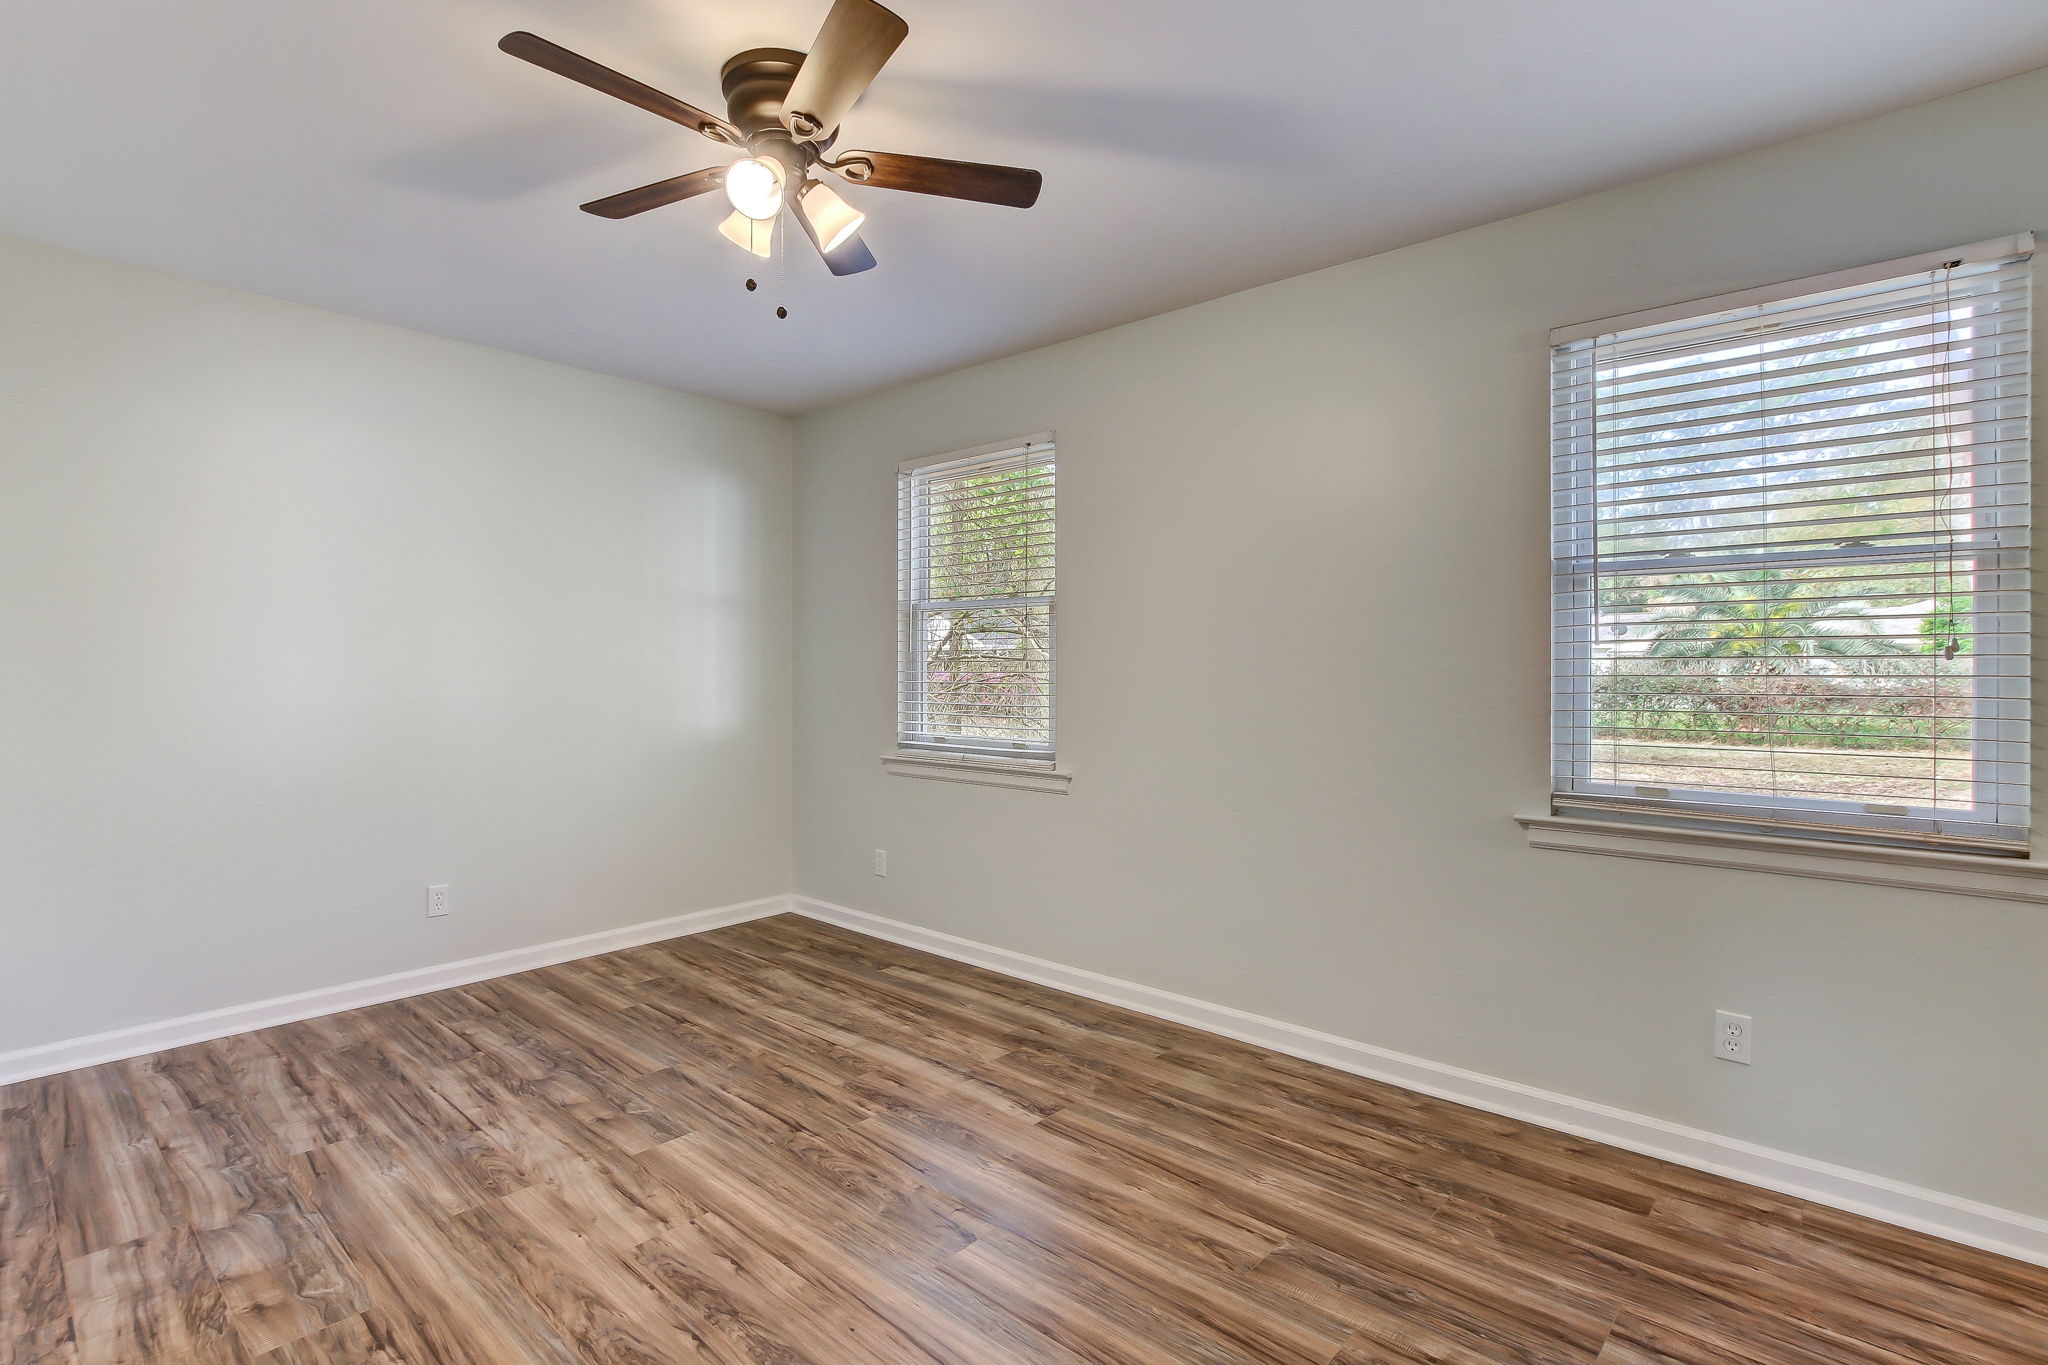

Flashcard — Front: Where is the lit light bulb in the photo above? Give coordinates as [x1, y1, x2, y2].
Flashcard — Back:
[796, 181, 865, 255]
[724, 157, 786, 220]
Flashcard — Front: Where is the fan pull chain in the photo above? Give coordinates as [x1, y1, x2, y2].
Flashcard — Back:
[739, 214, 790, 319]
[776, 210, 789, 319]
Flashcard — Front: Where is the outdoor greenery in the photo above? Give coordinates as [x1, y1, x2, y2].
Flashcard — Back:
[1591, 567, 1972, 753]
[1638, 571, 1905, 666]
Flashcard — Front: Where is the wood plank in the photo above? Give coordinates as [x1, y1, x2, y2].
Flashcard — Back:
[451, 1192, 723, 1363]
[66, 1228, 253, 1365]
[255, 1310, 415, 1364]
[0, 1082, 73, 1362]
[287, 1141, 582, 1365]
[36, 1068, 182, 1262]
[1251, 1236, 1615, 1365]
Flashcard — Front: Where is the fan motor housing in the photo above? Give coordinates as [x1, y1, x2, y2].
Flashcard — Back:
[721, 47, 826, 183]
[721, 48, 806, 139]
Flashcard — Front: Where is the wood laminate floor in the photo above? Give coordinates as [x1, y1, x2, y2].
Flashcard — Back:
[3, 914, 2044, 1364]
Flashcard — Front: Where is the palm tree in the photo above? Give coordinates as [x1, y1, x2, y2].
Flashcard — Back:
[1636, 570, 1912, 742]
[1643, 570, 1909, 672]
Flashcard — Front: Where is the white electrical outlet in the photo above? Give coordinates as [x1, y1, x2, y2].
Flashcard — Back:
[426, 883, 451, 918]
[872, 848, 887, 877]
[1714, 1010, 1752, 1064]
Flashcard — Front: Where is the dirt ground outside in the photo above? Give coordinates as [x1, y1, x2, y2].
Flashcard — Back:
[1589, 737, 1977, 808]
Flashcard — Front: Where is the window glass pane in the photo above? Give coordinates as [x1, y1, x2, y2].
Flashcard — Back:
[920, 462, 1054, 601]
[909, 603, 1053, 749]
[1586, 562, 1998, 811]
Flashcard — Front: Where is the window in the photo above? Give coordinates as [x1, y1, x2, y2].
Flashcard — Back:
[898, 435, 1055, 762]
[1550, 238, 2032, 854]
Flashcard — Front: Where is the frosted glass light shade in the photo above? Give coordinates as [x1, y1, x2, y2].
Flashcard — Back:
[718, 210, 774, 258]
[797, 181, 865, 255]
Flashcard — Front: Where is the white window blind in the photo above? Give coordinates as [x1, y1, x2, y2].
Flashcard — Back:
[898, 436, 1055, 760]
[1551, 238, 2032, 854]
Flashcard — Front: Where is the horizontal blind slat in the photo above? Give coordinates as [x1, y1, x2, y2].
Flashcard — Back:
[1564, 332, 2031, 409]
[1572, 451, 2029, 503]
[1567, 424, 2027, 481]
[1551, 312, 2032, 398]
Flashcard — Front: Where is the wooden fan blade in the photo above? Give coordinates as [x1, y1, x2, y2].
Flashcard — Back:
[499, 32, 742, 145]
[780, 0, 907, 141]
[580, 168, 726, 219]
[829, 151, 1040, 208]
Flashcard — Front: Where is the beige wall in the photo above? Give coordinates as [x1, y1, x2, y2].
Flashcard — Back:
[793, 69, 2048, 1218]
[0, 237, 792, 1054]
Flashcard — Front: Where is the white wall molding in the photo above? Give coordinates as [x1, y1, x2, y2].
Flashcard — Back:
[794, 895, 2048, 1269]
[0, 895, 792, 1086]
[880, 752, 1072, 794]
[1518, 814, 2048, 904]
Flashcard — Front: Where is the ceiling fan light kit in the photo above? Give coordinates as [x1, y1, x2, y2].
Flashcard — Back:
[497, 0, 1042, 284]
[718, 210, 775, 258]
[797, 181, 865, 253]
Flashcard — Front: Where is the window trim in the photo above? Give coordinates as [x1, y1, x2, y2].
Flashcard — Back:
[1547, 239, 2033, 857]
[1516, 812, 2048, 903]
[1549, 234, 2034, 346]
[896, 432, 1058, 765]
[880, 750, 1071, 794]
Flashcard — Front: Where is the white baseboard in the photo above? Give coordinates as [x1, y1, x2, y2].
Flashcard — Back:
[0, 894, 792, 1086]
[793, 896, 2048, 1270]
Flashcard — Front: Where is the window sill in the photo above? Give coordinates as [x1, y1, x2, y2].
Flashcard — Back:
[882, 752, 1072, 795]
[1516, 813, 2048, 904]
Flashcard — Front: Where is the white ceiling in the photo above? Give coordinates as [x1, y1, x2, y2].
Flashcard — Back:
[5, 2, 2047, 413]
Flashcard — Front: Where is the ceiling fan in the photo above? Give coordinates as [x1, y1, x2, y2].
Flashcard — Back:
[498, 0, 1042, 278]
